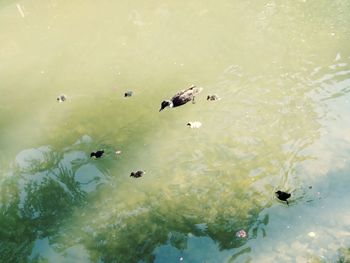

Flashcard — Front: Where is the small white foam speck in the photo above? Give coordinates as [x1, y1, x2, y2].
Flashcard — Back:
[16, 4, 25, 18]
[308, 232, 316, 237]
[335, 53, 341, 61]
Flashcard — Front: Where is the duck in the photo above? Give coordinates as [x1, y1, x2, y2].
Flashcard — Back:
[90, 150, 104, 159]
[207, 94, 221, 101]
[124, 91, 133, 97]
[159, 85, 203, 112]
[187, 121, 202, 128]
[130, 170, 145, 178]
[275, 190, 291, 205]
[57, 94, 67, 102]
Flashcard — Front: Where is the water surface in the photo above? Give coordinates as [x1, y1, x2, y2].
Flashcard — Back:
[1, 0, 350, 262]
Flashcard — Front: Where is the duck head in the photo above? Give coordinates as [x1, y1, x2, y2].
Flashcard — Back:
[159, 100, 173, 112]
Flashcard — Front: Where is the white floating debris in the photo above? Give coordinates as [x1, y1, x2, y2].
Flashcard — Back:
[187, 121, 202, 129]
[335, 53, 341, 61]
[308, 232, 316, 237]
[179, 257, 184, 261]
[16, 4, 25, 18]
[235, 229, 247, 238]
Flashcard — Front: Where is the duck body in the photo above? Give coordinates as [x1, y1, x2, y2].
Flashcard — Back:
[90, 150, 104, 158]
[275, 190, 291, 205]
[159, 85, 203, 111]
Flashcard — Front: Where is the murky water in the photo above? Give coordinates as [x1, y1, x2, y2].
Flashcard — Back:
[1, 0, 350, 262]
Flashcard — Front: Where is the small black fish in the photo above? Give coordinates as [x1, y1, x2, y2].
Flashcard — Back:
[275, 190, 291, 205]
[130, 170, 145, 178]
[124, 91, 133, 97]
[90, 150, 104, 158]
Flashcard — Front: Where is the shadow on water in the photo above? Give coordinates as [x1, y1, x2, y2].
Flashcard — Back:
[0, 135, 117, 263]
[337, 248, 350, 263]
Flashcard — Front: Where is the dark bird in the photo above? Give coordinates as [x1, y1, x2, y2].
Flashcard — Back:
[130, 170, 145, 178]
[159, 85, 203, 112]
[57, 94, 67, 102]
[275, 190, 291, 205]
[124, 91, 133, 97]
[90, 150, 104, 158]
[207, 94, 221, 101]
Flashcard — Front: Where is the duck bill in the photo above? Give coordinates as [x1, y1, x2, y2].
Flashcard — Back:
[159, 108, 163, 112]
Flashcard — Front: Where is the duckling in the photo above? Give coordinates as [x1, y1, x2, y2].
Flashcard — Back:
[124, 91, 133, 97]
[275, 190, 291, 205]
[159, 85, 203, 112]
[187, 121, 202, 128]
[90, 150, 104, 159]
[130, 170, 145, 178]
[57, 94, 67, 102]
[207, 94, 221, 101]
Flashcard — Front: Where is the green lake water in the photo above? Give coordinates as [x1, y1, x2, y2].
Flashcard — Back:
[1, 0, 350, 262]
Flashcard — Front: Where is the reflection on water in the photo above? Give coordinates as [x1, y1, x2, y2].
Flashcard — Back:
[0, 136, 117, 262]
[1, 0, 350, 262]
